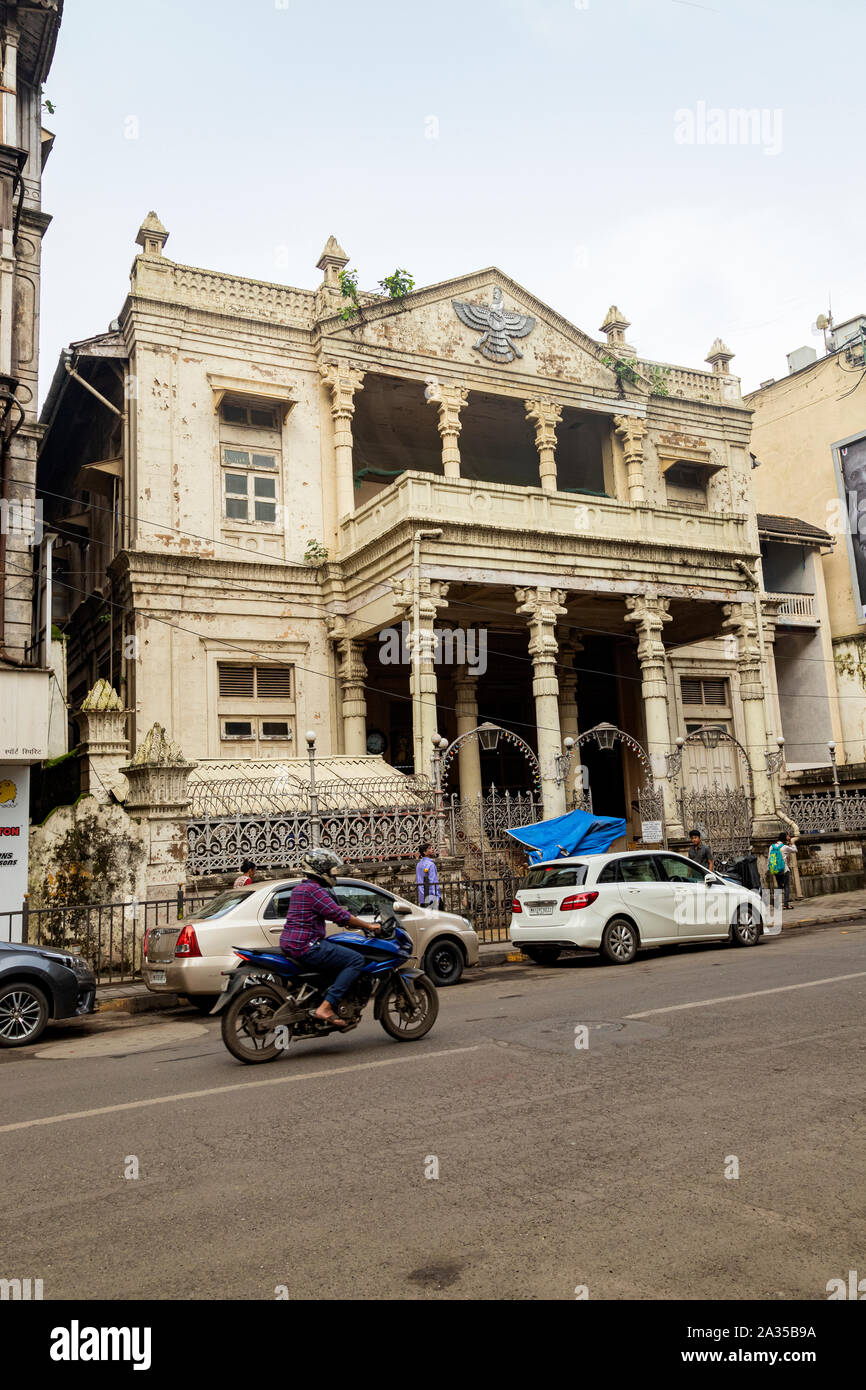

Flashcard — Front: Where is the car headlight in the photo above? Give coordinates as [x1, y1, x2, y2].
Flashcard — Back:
[68, 954, 93, 977]
[460, 917, 472, 930]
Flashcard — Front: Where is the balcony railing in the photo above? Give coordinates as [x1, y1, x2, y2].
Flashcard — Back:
[768, 591, 817, 622]
[339, 471, 750, 560]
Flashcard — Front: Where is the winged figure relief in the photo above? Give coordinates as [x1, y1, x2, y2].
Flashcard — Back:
[452, 286, 536, 363]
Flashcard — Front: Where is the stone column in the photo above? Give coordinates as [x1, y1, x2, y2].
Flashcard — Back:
[121, 724, 197, 900]
[525, 398, 563, 493]
[454, 668, 482, 807]
[338, 639, 368, 756]
[427, 382, 469, 479]
[614, 415, 648, 504]
[76, 680, 131, 804]
[558, 637, 584, 805]
[624, 595, 678, 828]
[759, 598, 783, 750]
[515, 586, 568, 817]
[393, 578, 449, 776]
[320, 360, 365, 520]
[722, 602, 778, 831]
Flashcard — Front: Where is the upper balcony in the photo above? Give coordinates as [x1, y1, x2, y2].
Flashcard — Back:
[338, 469, 752, 585]
[766, 590, 819, 625]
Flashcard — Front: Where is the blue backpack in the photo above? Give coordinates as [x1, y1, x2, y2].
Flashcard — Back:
[768, 843, 785, 875]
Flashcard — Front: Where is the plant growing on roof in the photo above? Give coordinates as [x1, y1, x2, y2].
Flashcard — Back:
[378, 269, 415, 302]
[338, 267, 360, 321]
[304, 538, 329, 565]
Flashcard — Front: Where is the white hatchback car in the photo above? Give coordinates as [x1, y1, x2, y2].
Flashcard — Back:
[510, 850, 776, 965]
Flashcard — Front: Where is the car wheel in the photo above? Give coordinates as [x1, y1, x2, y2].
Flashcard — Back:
[601, 918, 638, 965]
[522, 946, 562, 966]
[184, 994, 220, 1014]
[731, 906, 760, 946]
[423, 940, 464, 986]
[0, 981, 50, 1047]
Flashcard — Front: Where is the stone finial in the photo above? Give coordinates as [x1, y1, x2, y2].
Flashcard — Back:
[130, 722, 188, 767]
[80, 678, 124, 712]
[135, 211, 169, 258]
[705, 338, 735, 374]
[600, 305, 634, 355]
[317, 234, 349, 285]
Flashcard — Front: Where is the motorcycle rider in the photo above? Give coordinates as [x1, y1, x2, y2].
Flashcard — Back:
[280, 849, 379, 1027]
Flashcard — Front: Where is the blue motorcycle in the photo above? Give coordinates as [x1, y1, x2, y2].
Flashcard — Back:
[212, 912, 439, 1064]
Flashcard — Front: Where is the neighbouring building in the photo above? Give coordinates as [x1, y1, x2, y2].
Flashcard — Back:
[39, 216, 831, 873]
[747, 317, 866, 822]
[0, 0, 62, 918]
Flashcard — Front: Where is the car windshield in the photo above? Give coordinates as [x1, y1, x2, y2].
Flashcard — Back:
[520, 864, 587, 889]
[191, 890, 252, 920]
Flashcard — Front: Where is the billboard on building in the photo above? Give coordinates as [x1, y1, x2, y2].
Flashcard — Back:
[834, 432, 866, 622]
[0, 765, 29, 925]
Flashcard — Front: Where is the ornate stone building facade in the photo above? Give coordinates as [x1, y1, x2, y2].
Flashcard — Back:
[0, 0, 62, 917]
[39, 218, 801, 848]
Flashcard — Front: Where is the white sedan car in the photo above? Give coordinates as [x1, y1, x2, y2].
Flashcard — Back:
[510, 850, 778, 966]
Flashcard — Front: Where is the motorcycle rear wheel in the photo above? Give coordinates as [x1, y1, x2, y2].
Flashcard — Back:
[221, 983, 288, 1064]
[379, 974, 439, 1042]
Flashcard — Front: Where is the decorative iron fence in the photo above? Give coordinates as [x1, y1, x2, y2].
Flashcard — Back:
[0, 891, 213, 986]
[187, 786, 545, 877]
[679, 785, 753, 860]
[782, 790, 866, 835]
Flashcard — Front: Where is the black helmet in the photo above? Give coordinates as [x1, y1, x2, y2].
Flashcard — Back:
[300, 849, 344, 887]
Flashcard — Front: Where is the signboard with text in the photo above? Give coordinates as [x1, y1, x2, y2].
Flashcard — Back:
[0, 764, 29, 927]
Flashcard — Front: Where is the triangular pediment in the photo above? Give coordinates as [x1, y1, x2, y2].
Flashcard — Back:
[318, 267, 642, 397]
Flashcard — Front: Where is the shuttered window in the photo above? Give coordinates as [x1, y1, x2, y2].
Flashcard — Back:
[218, 663, 293, 699]
[681, 677, 729, 706]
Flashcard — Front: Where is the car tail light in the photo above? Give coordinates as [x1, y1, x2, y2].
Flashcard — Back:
[174, 924, 201, 957]
[560, 891, 599, 911]
[143, 929, 150, 958]
[511, 898, 523, 913]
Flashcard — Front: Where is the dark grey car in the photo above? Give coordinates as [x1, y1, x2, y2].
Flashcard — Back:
[0, 941, 96, 1047]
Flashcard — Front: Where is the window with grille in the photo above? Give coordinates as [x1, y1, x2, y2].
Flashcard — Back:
[221, 401, 279, 430]
[681, 677, 729, 706]
[223, 471, 277, 523]
[220, 397, 281, 527]
[218, 663, 293, 699]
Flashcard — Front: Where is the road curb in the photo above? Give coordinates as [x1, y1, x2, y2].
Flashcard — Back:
[92, 910, 865, 1012]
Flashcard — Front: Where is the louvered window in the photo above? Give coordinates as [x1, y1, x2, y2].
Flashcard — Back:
[219, 664, 255, 698]
[218, 663, 292, 699]
[681, 677, 729, 706]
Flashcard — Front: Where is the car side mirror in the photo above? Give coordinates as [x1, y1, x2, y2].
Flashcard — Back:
[393, 901, 413, 915]
[705, 873, 721, 886]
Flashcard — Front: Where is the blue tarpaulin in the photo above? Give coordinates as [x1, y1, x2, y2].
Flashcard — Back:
[506, 807, 627, 864]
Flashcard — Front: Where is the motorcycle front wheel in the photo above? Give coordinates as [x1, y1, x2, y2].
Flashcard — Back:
[221, 983, 288, 1064]
[379, 974, 439, 1042]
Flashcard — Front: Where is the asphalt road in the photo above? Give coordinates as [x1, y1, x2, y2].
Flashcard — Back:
[1, 922, 865, 1301]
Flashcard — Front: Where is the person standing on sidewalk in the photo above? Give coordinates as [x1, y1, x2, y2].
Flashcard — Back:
[416, 842, 441, 909]
[233, 860, 255, 888]
[768, 833, 796, 909]
[687, 829, 714, 873]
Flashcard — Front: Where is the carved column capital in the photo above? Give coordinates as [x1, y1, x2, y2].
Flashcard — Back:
[319, 359, 365, 418]
[426, 381, 469, 434]
[525, 398, 563, 493]
[723, 601, 764, 698]
[515, 587, 568, 666]
[614, 414, 649, 503]
[525, 396, 563, 444]
[625, 594, 672, 670]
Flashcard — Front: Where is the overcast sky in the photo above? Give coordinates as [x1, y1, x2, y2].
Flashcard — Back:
[39, 0, 866, 400]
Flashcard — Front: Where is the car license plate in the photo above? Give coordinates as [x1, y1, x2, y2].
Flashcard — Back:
[528, 902, 555, 916]
[150, 970, 167, 984]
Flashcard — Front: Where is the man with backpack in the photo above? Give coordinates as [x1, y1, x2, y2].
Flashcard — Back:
[768, 832, 795, 909]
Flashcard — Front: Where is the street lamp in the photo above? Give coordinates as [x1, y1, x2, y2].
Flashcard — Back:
[476, 721, 502, 752]
[765, 734, 785, 777]
[828, 739, 845, 831]
[306, 730, 320, 847]
[698, 725, 723, 751]
[554, 735, 575, 787]
[587, 721, 618, 751]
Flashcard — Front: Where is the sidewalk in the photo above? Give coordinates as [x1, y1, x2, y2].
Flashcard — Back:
[92, 886, 866, 1015]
